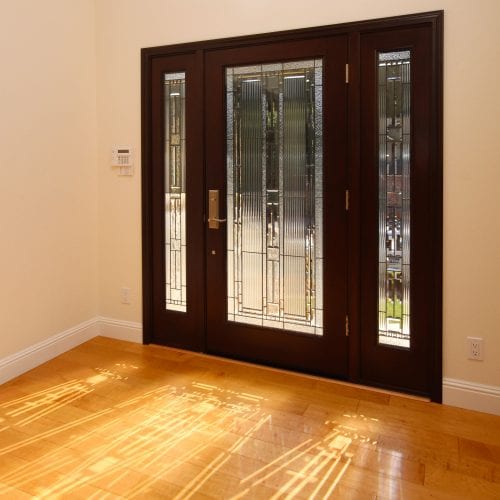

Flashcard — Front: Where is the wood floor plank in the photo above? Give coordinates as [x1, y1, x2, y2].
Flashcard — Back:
[0, 336, 499, 498]
[0, 483, 34, 499]
[424, 464, 500, 498]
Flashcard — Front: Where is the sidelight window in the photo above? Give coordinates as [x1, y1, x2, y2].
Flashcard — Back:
[377, 50, 411, 348]
[164, 72, 187, 312]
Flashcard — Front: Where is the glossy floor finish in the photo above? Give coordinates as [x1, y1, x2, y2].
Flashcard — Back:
[0, 338, 499, 499]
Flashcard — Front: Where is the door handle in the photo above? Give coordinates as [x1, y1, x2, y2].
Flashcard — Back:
[208, 189, 226, 229]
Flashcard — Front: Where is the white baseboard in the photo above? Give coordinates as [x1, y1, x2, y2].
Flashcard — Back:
[2, 320, 499, 417]
[443, 377, 500, 416]
[0, 316, 143, 386]
[0, 318, 100, 385]
[98, 316, 143, 343]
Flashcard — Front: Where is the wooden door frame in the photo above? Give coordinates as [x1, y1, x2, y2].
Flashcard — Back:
[141, 11, 443, 401]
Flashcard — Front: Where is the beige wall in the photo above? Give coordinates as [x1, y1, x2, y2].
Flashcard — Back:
[2, 0, 498, 392]
[0, 0, 98, 357]
[95, 0, 500, 389]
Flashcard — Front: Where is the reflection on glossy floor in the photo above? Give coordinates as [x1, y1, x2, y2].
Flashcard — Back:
[0, 338, 499, 499]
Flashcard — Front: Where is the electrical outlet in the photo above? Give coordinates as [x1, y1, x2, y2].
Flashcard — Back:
[467, 336, 483, 360]
[120, 287, 131, 304]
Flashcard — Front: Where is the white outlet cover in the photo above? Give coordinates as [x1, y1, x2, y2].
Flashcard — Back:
[466, 336, 483, 361]
[120, 287, 131, 304]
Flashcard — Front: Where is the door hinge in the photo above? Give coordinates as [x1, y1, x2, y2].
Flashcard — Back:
[345, 63, 349, 84]
[345, 315, 350, 337]
[345, 189, 349, 211]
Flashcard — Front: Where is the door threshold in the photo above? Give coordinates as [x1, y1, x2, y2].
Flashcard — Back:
[151, 343, 430, 403]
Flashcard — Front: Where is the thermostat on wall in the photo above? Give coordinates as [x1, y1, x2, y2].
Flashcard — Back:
[112, 146, 134, 176]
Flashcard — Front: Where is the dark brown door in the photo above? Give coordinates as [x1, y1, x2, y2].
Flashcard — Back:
[143, 12, 442, 399]
[204, 37, 349, 378]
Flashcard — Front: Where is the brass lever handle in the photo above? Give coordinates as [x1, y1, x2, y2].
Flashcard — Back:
[208, 189, 226, 229]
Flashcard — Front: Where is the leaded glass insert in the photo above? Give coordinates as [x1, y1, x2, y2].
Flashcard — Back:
[226, 60, 323, 335]
[377, 50, 411, 348]
[164, 72, 186, 312]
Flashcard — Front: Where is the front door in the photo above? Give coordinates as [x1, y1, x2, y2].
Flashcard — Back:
[143, 11, 443, 400]
[204, 37, 349, 378]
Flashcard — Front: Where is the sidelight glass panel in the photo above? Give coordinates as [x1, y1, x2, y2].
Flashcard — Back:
[377, 50, 411, 348]
[226, 60, 323, 335]
[164, 72, 186, 312]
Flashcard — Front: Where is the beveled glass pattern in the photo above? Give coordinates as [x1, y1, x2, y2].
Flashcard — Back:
[164, 72, 186, 312]
[377, 51, 411, 348]
[226, 60, 323, 335]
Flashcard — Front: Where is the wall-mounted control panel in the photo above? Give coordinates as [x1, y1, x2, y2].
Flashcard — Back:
[111, 146, 134, 176]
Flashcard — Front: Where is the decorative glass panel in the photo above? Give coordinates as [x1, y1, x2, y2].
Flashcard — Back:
[226, 60, 323, 335]
[164, 72, 186, 312]
[377, 50, 411, 348]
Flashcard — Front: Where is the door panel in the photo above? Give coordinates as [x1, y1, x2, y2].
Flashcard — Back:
[360, 26, 434, 394]
[205, 37, 349, 378]
[150, 53, 204, 350]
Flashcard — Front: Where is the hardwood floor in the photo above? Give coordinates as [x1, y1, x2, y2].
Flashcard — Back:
[0, 337, 499, 499]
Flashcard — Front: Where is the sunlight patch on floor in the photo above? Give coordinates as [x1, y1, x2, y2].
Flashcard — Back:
[0, 361, 372, 498]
